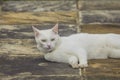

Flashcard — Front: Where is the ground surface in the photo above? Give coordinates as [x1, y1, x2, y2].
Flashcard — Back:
[0, 57, 120, 80]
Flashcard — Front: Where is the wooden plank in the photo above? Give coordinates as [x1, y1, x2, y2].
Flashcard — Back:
[0, 39, 43, 57]
[0, 24, 77, 39]
[0, 12, 76, 24]
[81, 24, 120, 34]
[2, 0, 120, 12]
[81, 11, 120, 24]
[1, 1, 76, 12]
[79, 0, 120, 10]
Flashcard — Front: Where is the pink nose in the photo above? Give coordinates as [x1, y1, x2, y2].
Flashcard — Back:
[47, 45, 51, 49]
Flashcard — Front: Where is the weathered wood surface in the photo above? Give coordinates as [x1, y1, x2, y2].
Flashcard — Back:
[0, 12, 76, 25]
[1, 1, 76, 12]
[79, 0, 120, 24]
[0, 39, 43, 57]
[1, 0, 120, 24]
[0, 57, 120, 80]
[81, 11, 120, 24]
[1, 0, 120, 12]
[0, 24, 76, 39]
[0, 11, 120, 24]
[79, 0, 120, 10]
[81, 24, 120, 34]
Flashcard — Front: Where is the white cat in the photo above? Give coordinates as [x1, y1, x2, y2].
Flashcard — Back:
[32, 24, 120, 68]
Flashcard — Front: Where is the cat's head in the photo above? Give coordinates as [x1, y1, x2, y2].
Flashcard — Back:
[32, 23, 60, 53]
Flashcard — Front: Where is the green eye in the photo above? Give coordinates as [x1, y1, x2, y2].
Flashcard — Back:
[51, 38, 55, 41]
[41, 39, 46, 42]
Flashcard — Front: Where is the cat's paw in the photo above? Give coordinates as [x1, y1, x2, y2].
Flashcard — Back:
[78, 63, 88, 68]
[68, 56, 79, 68]
[71, 63, 79, 69]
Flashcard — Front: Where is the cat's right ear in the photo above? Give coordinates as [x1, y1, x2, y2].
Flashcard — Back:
[32, 26, 40, 37]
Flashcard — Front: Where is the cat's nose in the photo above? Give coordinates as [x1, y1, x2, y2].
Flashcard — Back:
[47, 45, 51, 49]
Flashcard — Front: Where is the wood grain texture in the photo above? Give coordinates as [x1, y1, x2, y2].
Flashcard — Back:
[81, 24, 120, 34]
[79, 0, 120, 10]
[0, 24, 76, 38]
[81, 11, 120, 24]
[0, 12, 76, 24]
[1, 1, 76, 12]
[0, 39, 42, 57]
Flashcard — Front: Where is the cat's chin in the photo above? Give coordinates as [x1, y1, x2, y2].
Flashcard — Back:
[47, 49, 53, 52]
[42, 48, 54, 53]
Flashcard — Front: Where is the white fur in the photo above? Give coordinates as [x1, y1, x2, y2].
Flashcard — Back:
[33, 25, 120, 68]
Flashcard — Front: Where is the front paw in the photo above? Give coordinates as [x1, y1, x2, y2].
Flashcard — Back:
[71, 63, 79, 69]
[78, 63, 88, 68]
[69, 56, 79, 68]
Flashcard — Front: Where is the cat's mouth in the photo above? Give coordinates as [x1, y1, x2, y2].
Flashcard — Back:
[47, 48, 53, 52]
[42, 46, 54, 53]
[45, 47, 53, 52]
[48, 49, 53, 52]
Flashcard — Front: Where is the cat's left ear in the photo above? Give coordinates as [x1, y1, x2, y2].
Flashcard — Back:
[52, 23, 58, 34]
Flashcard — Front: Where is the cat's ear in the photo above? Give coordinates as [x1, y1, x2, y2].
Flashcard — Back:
[32, 26, 40, 37]
[52, 23, 58, 34]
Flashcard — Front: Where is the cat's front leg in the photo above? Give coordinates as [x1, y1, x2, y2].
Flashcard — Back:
[44, 53, 79, 68]
[44, 53, 56, 62]
[74, 48, 88, 68]
[68, 56, 79, 68]
[44, 52, 71, 63]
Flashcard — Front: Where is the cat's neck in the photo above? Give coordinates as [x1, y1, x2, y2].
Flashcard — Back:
[55, 36, 62, 49]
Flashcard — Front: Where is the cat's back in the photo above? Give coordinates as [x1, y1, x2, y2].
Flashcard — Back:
[60, 33, 92, 45]
[58, 33, 120, 53]
[61, 33, 99, 41]
[60, 33, 109, 47]
[60, 33, 119, 44]
[62, 33, 89, 39]
[64, 33, 116, 39]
